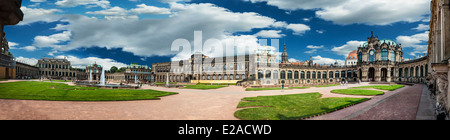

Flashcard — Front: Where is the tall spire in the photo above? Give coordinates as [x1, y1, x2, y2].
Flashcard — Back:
[281, 39, 289, 63]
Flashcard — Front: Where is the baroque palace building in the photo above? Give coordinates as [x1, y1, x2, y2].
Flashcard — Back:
[37, 57, 87, 80]
[153, 32, 429, 87]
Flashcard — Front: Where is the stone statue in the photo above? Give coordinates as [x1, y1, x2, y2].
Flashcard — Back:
[435, 73, 448, 119]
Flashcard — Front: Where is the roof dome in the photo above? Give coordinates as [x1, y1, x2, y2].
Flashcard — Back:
[378, 39, 397, 46]
[347, 50, 357, 59]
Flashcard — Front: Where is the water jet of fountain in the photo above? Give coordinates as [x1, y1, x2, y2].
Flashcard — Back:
[89, 71, 92, 82]
[100, 67, 105, 85]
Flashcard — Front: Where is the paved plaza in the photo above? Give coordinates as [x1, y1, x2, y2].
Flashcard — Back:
[0, 80, 435, 120]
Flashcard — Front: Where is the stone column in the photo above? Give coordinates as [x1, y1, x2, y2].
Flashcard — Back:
[375, 68, 381, 82]
[387, 68, 391, 82]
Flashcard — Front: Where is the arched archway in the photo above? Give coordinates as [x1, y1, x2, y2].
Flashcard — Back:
[359, 69, 362, 80]
[381, 68, 387, 82]
[368, 67, 375, 81]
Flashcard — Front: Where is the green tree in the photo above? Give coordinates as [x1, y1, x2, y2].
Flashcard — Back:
[117, 67, 126, 72]
[110, 66, 118, 73]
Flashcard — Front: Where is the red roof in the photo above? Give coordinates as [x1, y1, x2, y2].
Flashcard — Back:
[347, 50, 358, 59]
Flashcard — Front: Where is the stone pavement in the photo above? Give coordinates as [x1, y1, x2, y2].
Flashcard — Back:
[310, 84, 435, 120]
[350, 84, 423, 120]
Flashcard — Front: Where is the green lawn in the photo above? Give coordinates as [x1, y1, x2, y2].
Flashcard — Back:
[182, 84, 228, 90]
[245, 87, 290, 91]
[234, 93, 369, 120]
[0, 81, 177, 101]
[44, 80, 71, 82]
[331, 89, 384, 96]
[352, 85, 405, 91]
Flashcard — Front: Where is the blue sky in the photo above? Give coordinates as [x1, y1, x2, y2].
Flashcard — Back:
[6, 0, 431, 69]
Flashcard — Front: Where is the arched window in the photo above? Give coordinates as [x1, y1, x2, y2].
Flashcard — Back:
[273, 70, 279, 79]
[288, 71, 292, 79]
[415, 66, 419, 77]
[358, 52, 362, 63]
[335, 71, 339, 78]
[420, 66, 424, 77]
[312, 71, 316, 79]
[323, 71, 327, 79]
[329, 71, 333, 78]
[381, 49, 388, 61]
[265, 70, 271, 79]
[306, 71, 311, 79]
[404, 68, 408, 77]
[258, 70, 263, 79]
[294, 71, 299, 79]
[280, 71, 286, 79]
[369, 50, 375, 62]
[390, 50, 395, 62]
[318, 72, 321, 79]
[410, 67, 413, 77]
[301, 71, 305, 79]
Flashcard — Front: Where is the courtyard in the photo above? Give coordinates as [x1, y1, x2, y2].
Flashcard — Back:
[0, 80, 434, 120]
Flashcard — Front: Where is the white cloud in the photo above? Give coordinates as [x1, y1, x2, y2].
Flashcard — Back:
[160, 0, 191, 3]
[288, 58, 301, 63]
[57, 3, 278, 59]
[10, 45, 38, 52]
[306, 45, 324, 49]
[305, 50, 317, 54]
[15, 56, 39, 66]
[245, 0, 430, 25]
[7, 42, 19, 48]
[33, 31, 72, 48]
[316, 29, 325, 34]
[19, 7, 62, 25]
[86, 6, 127, 16]
[254, 30, 285, 38]
[55, 0, 111, 9]
[396, 31, 429, 47]
[271, 21, 287, 28]
[85, 4, 171, 20]
[286, 23, 310, 35]
[396, 31, 429, 56]
[55, 55, 128, 70]
[130, 4, 171, 15]
[23, 46, 37, 51]
[312, 55, 345, 66]
[303, 18, 311, 22]
[305, 45, 324, 54]
[413, 24, 429, 31]
[244, 0, 346, 10]
[85, 6, 139, 20]
[51, 23, 71, 31]
[31, 0, 47, 2]
[331, 40, 365, 56]
[317, 0, 430, 25]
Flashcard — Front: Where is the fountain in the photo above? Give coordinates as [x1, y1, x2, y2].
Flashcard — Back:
[89, 71, 92, 82]
[100, 67, 105, 85]
[75, 67, 138, 89]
